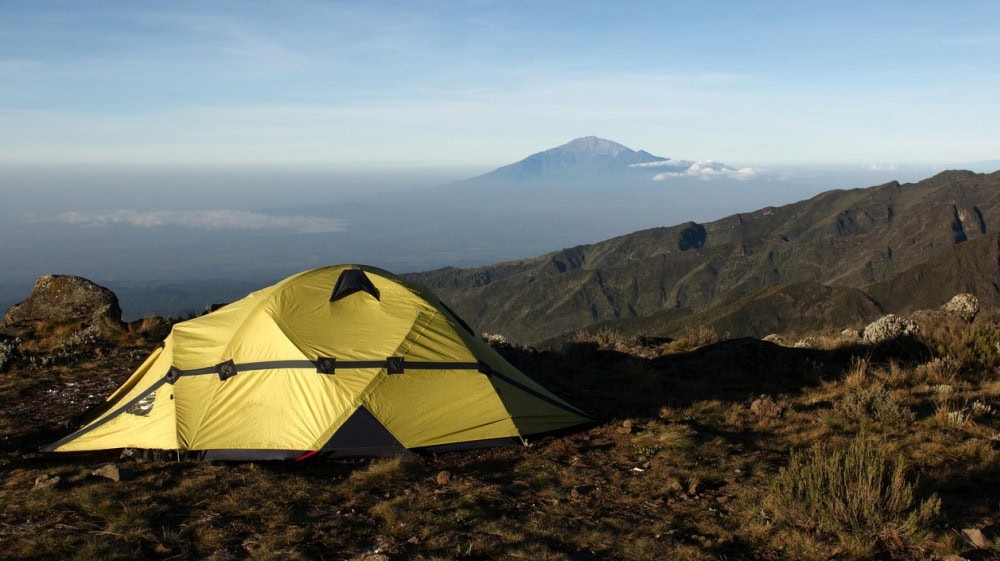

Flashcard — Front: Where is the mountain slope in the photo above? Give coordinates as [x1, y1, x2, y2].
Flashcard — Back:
[469, 136, 668, 181]
[407, 170, 1000, 344]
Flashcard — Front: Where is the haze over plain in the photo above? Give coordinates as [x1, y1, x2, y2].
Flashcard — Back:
[1, 2, 998, 316]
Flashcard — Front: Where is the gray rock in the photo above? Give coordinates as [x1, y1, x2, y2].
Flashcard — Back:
[762, 334, 787, 346]
[32, 474, 60, 491]
[943, 293, 979, 322]
[862, 314, 918, 344]
[962, 527, 993, 549]
[92, 463, 121, 483]
[2, 275, 123, 335]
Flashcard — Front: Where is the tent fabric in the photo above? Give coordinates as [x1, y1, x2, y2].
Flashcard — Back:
[44, 265, 588, 458]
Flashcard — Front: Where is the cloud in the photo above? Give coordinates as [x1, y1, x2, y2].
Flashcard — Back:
[629, 159, 694, 169]
[650, 160, 761, 181]
[864, 163, 898, 171]
[52, 209, 346, 234]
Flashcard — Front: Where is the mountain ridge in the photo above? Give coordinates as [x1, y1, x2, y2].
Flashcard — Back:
[407, 169, 1000, 344]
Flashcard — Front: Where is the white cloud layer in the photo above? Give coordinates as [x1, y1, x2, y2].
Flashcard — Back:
[648, 160, 762, 181]
[53, 209, 346, 233]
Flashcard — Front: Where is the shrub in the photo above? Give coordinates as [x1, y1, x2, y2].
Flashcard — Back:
[920, 316, 1000, 371]
[768, 435, 940, 557]
[669, 325, 719, 352]
[574, 327, 627, 350]
[834, 383, 915, 425]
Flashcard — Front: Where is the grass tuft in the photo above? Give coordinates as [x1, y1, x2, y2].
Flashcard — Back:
[768, 435, 940, 557]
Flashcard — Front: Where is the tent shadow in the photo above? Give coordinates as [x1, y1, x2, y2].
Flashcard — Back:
[499, 335, 933, 420]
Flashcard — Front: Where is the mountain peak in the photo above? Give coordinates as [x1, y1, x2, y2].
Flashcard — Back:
[470, 136, 668, 182]
[558, 136, 633, 157]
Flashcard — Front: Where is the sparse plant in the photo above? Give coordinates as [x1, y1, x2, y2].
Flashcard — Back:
[929, 383, 954, 395]
[932, 399, 970, 428]
[970, 399, 994, 417]
[844, 355, 871, 388]
[669, 325, 719, 352]
[834, 382, 915, 425]
[768, 435, 940, 557]
[633, 423, 696, 458]
[574, 327, 627, 350]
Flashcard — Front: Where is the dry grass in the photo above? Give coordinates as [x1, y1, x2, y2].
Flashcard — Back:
[4, 318, 1000, 561]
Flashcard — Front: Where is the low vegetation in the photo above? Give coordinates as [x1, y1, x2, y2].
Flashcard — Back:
[2, 314, 1000, 560]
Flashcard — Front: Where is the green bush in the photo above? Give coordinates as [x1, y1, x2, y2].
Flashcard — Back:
[768, 435, 939, 557]
[834, 382, 916, 425]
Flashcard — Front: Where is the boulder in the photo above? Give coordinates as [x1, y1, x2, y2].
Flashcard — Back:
[942, 293, 979, 322]
[1, 275, 123, 336]
[862, 314, 918, 344]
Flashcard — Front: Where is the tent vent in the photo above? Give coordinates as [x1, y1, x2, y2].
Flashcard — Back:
[126, 391, 156, 416]
[331, 269, 380, 302]
[316, 356, 337, 374]
[386, 356, 405, 374]
[217, 359, 238, 381]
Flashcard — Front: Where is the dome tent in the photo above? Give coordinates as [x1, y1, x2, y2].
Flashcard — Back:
[44, 265, 588, 459]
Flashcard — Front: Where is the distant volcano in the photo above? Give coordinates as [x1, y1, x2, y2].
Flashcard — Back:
[468, 136, 759, 182]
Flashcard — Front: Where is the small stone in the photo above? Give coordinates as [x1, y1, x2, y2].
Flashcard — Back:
[962, 527, 993, 549]
[435, 470, 451, 486]
[406, 536, 420, 545]
[617, 419, 634, 434]
[32, 474, 60, 491]
[92, 463, 120, 483]
[750, 396, 783, 418]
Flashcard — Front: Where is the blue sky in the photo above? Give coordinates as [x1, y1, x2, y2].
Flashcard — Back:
[1, 1, 998, 167]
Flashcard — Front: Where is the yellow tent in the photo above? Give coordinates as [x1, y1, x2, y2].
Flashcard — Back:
[44, 265, 587, 459]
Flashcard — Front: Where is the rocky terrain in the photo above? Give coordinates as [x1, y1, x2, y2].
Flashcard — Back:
[1, 277, 999, 560]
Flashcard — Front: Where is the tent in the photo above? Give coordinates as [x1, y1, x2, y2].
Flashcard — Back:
[44, 265, 588, 459]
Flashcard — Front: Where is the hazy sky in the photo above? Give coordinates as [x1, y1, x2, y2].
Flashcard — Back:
[2, 1, 998, 167]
